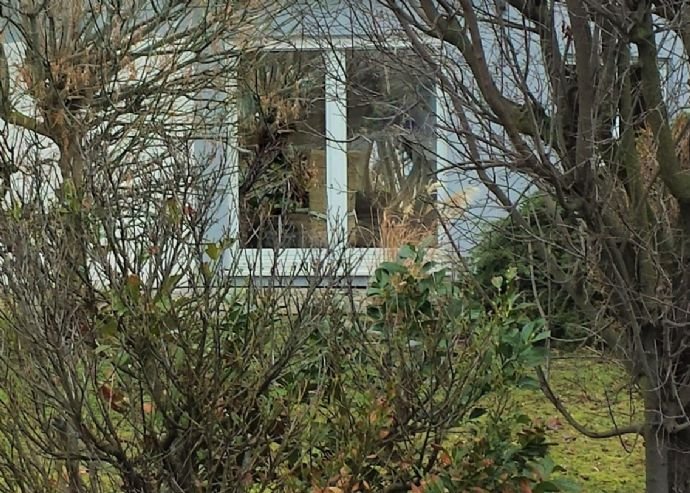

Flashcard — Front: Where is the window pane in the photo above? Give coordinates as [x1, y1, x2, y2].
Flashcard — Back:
[346, 50, 437, 249]
[237, 51, 327, 248]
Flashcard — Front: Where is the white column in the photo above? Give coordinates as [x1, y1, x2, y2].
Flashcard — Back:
[324, 49, 348, 248]
[225, 74, 240, 245]
[435, 83, 452, 254]
[188, 43, 237, 269]
[190, 76, 238, 271]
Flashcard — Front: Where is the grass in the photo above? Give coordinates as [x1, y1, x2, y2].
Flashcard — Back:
[517, 349, 645, 493]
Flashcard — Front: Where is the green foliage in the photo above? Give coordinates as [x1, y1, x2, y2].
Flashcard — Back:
[471, 195, 590, 343]
[271, 244, 578, 493]
[424, 415, 580, 493]
[0, 242, 580, 493]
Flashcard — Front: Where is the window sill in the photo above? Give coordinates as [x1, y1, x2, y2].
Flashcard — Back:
[224, 246, 450, 280]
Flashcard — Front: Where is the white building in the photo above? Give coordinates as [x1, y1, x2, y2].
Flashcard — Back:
[0, 0, 683, 286]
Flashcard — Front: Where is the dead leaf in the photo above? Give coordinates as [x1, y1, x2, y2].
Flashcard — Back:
[99, 383, 129, 413]
[546, 417, 563, 430]
[409, 483, 424, 493]
[439, 450, 452, 466]
[352, 480, 371, 491]
[126, 274, 140, 290]
[519, 479, 532, 493]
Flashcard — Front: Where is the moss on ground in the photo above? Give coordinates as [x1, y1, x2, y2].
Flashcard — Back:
[517, 349, 645, 493]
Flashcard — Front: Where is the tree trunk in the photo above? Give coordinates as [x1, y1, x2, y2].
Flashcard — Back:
[668, 427, 690, 492]
[645, 390, 690, 492]
[664, 211, 690, 493]
[645, 421, 670, 493]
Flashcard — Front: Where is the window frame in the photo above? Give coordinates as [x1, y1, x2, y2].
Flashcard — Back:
[223, 38, 450, 280]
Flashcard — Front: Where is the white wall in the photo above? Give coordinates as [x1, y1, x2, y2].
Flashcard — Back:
[3, 0, 689, 274]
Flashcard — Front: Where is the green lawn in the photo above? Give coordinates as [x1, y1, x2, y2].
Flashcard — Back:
[518, 350, 645, 492]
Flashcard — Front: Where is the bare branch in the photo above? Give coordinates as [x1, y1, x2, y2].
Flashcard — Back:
[537, 366, 644, 439]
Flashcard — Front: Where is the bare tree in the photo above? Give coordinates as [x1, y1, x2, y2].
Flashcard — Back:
[0, 1, 563, 492]
[0, 1, 352, 491]
[349, 0, 690, 491]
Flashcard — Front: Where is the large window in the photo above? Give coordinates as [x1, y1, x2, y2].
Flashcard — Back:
[346, 50, 437, 249]
[236, 51, 328, 249]
[230, 46, 443, 275]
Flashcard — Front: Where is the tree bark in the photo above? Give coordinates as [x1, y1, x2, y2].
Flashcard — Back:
[645, 392, 670, 493]
[668, 428, 690, 493]
[645, 418, 690, 493]
[644, 364, 690, 493]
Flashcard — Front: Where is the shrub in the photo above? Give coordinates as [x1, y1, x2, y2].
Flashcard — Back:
[471, 195, 593, 344]
[279, 245, 579, 493]
[0, 243, 577, 492]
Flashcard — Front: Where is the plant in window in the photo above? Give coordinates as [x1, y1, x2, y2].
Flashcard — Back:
[237, 52, 326, 248]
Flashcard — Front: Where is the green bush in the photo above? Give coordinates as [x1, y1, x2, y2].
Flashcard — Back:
[471, 195, 592, 343]
[275, 245, 579, 493]
[0, 243, 578, 492]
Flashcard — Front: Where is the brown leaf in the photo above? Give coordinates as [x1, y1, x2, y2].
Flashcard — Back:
[409, 483, 424, 493]
[241, 472, 253, 486]
[126, 274, 140, 290]
[439, 450, 452, 466]
[519, 479, 533, 493]
[99, 383, 129, 413]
